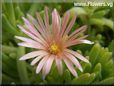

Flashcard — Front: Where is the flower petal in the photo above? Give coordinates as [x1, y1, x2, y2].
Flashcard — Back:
[19, 50, 48, 60]
[22, 17, 40, 37]
[27, 14, 49, 44]
[17, 25, 48, 47]
[36, 12, 47, 38]
[42, 55, 54, 79]
[44, 6, 49, 30]
[55, 56, 63, 75]
[31, 55, 45, 66]
[63, 57, 78, 77]
[15, 36, 40, 45]
[36, 55, 48, 74]
[15, 36, 44, 49]
[60, 11, 70, 37]
[65, 49, 89, 63]
[18, 42, 44, 49]
[63, 15, 76, 36]
[52, 9, 61, 37]
[79, 40, 94, 44]
[65, 35, 88, 47]
[68, 25, 87, 39]
[64, 52, 83, 72]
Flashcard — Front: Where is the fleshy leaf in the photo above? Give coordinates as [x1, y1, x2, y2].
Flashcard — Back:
[63, 69, 71, 83]
[89, 43, 101, 66]
[71, 73, 96, 84]
[108, 40, 114, 52]
[93, 63, 102, 80]
[69, 7, 87, 17]
[99, 77, 114, 84]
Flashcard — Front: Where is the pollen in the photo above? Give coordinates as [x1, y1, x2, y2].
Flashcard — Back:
[49, 43, 60, 54]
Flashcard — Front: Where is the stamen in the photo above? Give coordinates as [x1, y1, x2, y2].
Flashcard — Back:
[49, 43, 59, 54]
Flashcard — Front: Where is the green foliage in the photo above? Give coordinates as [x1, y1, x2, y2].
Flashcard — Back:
[72, 73, 96, 84]
[2, 2, 114, 85]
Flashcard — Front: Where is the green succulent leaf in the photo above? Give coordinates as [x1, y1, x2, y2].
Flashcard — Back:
[71, 73, 96, 84]
[92, 9, 109, 18]
[69, 7, 87, 17]
[89, 43, 101, 66]
[63, 69, 71, 83]
[81, 61, 92, 73]
[17, 47, 29, 84]
[99, 77, 114, 84]
[93, 63, 102, 80]
[89, 18, 114, 31]
[4, 2, 16, 26]
[108, 40, 114, 52]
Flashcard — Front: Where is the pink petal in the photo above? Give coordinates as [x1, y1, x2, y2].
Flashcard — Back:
[65, 49, 89, 63]
[60, 11, 70, 37]
[68, 25, 87, 39]
[36, 55, 48, 74]
[19, 50, 48, 60]
[15, 36, 44, 49]
[42, 55, 54, 79]
[18, 42, 44, 49]
[63, 57, 78, 77]
[52, 9, 61, 37]
[63, 15, 76, 36]
[44, 7, 49, 30]
[64, 52, 83, 72]
[79, 40, 94, 44]
[31, 55, 45, 66]
[55, 56, 63, 75]
[36, 12, 48, 38]
[15, 36, 39, 44]
[65, 35, 88, 47]
[22, 17, 40, 37]
[27, 14, 50, 44]
[17, 25, 48, 47]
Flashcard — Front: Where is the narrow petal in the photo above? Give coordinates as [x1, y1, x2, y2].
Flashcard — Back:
[64, 52, 83, 72]
[18, 42, 44, 49]
[19, 50, 48, 60]
[22, 17, 40, 37]
[36, 12, 45, 30]
[15, 36, 45, 49]
[63, 15, 76, 36]
[79, 40, 94, 44]
[27, 14, 45, 37]
[27, 14, 50, 45]
[65, 35, 88, 47]
[43, 7, 52, 43]
[17, 25, 48, 47]
[55, 56, 63, 75]
[42, 55, 54, 79]
[68, 25, 87, 39]
[60, 11, 70, 37]
[52, 9, 61, 37]
[65, 49, 89, 63]
[36, 12, 48, 39]
[44, 7, 49, 30]
[31, 55, 45, 66]
[17, 25, 41, 42]
[15, 36, 41, 45]
[36, 55, 48, 74]
[63, 57, 78, 77]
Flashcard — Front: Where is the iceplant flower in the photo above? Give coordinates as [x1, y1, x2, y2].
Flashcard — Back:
[15, 7, 94, 79]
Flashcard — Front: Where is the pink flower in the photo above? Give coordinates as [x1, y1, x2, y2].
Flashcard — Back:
[15, 7, 94, 79]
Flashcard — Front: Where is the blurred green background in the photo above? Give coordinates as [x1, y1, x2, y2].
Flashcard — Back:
[1, 1, 114, 85]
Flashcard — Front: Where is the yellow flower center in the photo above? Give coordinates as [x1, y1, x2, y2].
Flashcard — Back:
[49, 43, 59, 54]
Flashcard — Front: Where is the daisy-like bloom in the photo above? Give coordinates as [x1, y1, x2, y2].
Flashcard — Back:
[15, 7, 94, 79]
